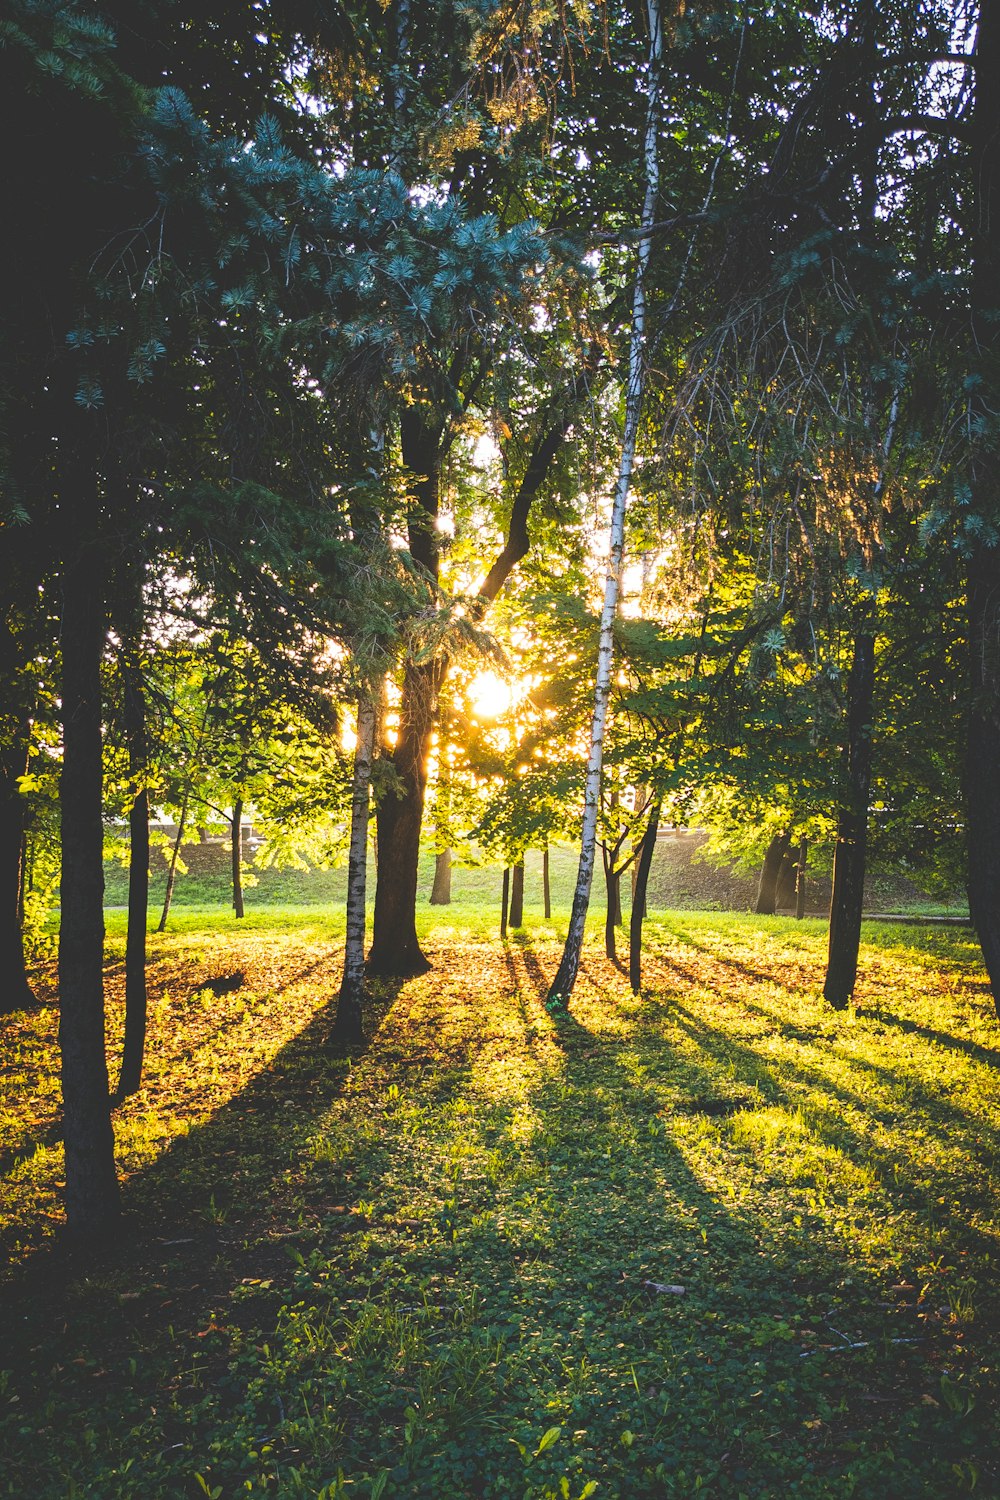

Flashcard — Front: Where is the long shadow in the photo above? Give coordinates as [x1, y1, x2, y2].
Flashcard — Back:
[662, 996, 1000, 1259]
[3, 932, 984, 1498]
[656, 919, 790, 987]
[510, 932, 551, 1004]
[0, 970, 406, 1332]
[716, 987, 1000, 1148]
[3, 954, 347, 1184]
[864, 1010, 1000, 1070]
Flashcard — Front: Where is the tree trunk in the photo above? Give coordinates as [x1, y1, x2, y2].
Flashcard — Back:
[500, 866, 510, 939]
[367, 354, 578, 975]
[368, 656, 440, 976]
[824, 632, 876, 1010]
[630, 799, 661, 994]
[630, 859, 648, 920]
[114, 655, 148, 1101]
[0, 730, 35, 1013]
[775, 849, 798, 910]
[754, 832, 791, 915]
[795, 837, 808, 919]
[334, 694, 375, 1046]
[509, 859, 524, 928]
[604, 864, 621, 961]
[231, 795, 245, 919]
[58, 453, 119, 1238]
[430, 847, 452, 905]
[547, 0, 662, 1006]
[968, 544, 1000, 1018]
[542, 844, 551, 920]
[157, 791, 189, 933]
[965, 0, 1000, 1019]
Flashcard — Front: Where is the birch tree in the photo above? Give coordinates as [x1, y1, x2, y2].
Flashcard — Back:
[546, 0, 663, 1005]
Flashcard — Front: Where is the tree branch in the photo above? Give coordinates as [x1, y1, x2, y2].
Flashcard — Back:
[477, 374, 588, 605]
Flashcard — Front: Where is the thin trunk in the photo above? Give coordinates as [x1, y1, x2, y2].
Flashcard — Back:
[0, 730, 35, 1013]
[114, 656, 148, 1101]
[231, 795, 245, 919]
[967, 547, 1000, 1017]
[604, 862, 621, 962]
[630, 799, 661, 994]
[542, 845, 551, 920]
[333, 694, 376, 1046]
[500, 867, 510, 940]
[965, 0, 1000, 1018]
[547, 0, 662, 1006]
[58, 450, 119, 1238]
[509, 859, 524, 928]
[824, 633, 876, 1010]
[630, 859, 648, 920]
[157, 791, 190, 933]
[17, 831, 27, 925]
[754, 832, 791, 915]
[430, 847, 452, 904]
[795, 837, 808, 920]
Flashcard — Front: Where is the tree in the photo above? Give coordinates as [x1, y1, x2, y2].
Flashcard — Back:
[547, 0, 664, 1006]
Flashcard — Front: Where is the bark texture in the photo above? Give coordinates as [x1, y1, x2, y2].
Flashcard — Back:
[368, 409, 441, 976]
[369, 656, 441, 975]
[824, 633, 876, 1010]
[334, 694, 376, 1045]
[795, 837, 808, 920]
[604, 865, 622, 962]
[500, 867, 510, 939]
[547, 0, 661, 1005]
[509, 860, 524, 929]
[58, 453, 119, 1237]
[754, 832, 791, 916]
[114, 655, 148, 1101]
[157, 791, 189, 933]
[231, 795, 245, 919]
[0, 729, 35, 1012]
[430, 847, 452, 905]
[965, 0, 1000, 1018]
[775, 850, 798, 910]
[630, 799, 661, 993]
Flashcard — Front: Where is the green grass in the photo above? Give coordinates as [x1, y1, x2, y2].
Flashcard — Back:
[1, 904, 997, 1498]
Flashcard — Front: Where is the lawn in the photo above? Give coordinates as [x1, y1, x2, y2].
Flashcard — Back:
[1, 903, 997, 1498]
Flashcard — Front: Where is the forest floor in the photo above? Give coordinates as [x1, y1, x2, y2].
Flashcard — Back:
[1, 908, 998, 1498]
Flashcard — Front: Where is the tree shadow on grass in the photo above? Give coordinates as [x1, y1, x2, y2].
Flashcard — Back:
[859, 1009, 1000, 1070]
[710, 985, 1000, 1153]
[0, 970, 406, 1328]
[660, 993, 1000, 1265]
[2, 932, 990, 1498]
[655, 918, 789, 988]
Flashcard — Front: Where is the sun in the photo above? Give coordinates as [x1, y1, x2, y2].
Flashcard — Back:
[467, 671, 512, 719]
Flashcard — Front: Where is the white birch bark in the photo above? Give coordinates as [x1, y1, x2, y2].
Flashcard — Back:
[547, 0, 662, 1004]
[333, 692, 377, 1043]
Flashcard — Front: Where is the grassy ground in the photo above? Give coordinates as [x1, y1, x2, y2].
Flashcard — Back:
[101, 838, 965, 917]
[1, 904, 998, 1498]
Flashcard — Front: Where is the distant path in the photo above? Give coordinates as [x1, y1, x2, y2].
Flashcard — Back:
[863, 913, 972, 928]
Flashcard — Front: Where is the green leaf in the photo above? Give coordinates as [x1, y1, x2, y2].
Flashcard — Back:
[535, 1425, 562, 1456]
